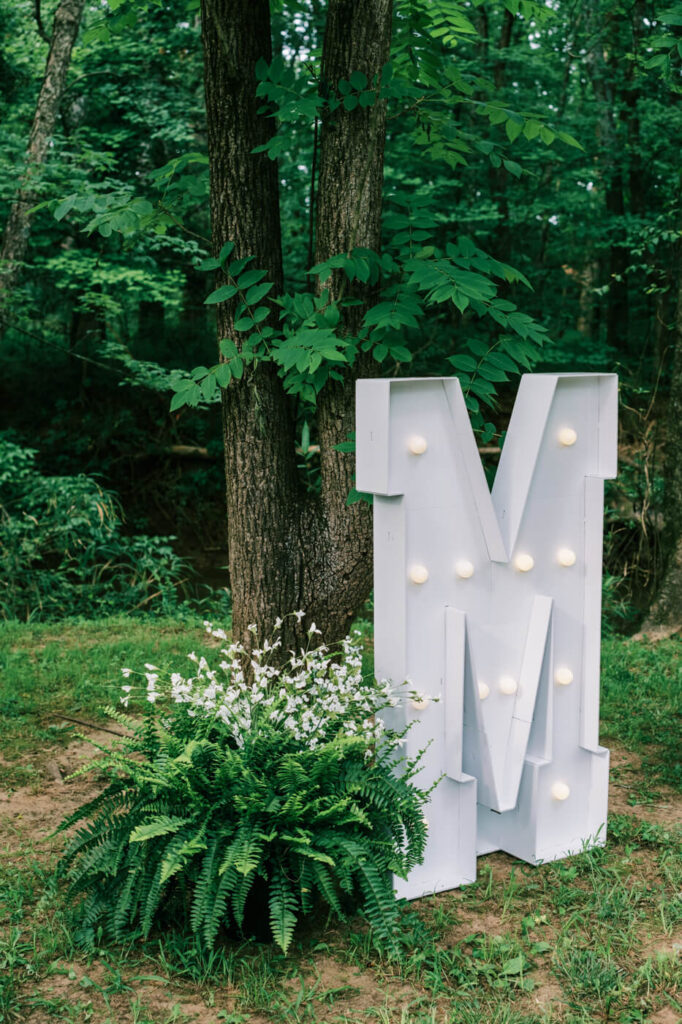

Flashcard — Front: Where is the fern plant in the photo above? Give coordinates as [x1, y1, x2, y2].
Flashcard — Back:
[55, 616, 430, 954]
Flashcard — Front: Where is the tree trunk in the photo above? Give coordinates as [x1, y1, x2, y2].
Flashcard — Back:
[584, 0, 629, 354]
[312, 0, 393, 641]
[0, 0, 86, 297]
[640, 241, 682, 638]
[200, 0, 304, 654]
[200, 0, 392, 653]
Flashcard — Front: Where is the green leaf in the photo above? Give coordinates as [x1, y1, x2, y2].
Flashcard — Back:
[215, 363, 232, 387]
[349, 70, 368, 90]
[54, 195, 77, 221]
[449, 354, 478, 372]
[238, 268, 267, 290]
[505, 118, 523, 143]
[220, 338, 239, 359]
[218, 241, 235, 265]
[343, 94, 359, 111]
[502, 955, 525, 976]
[205, 284, 238, 305]
[245, 281, 274, 305]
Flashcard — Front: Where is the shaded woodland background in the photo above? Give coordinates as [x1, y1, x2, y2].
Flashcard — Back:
[1, 0, 681, 632]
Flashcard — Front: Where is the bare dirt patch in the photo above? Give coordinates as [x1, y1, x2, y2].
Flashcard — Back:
[608, 743, 682, 826]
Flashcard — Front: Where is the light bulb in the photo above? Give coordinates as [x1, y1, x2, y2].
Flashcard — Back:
[558, 427, 578, 447]
[478, 681, 490, 700]
[455, 559, 475, 579]
[410, 696, 430, 710]
[407, 435, 428, 455]
[514, 553, 534, 573]
[409, 565, 429, 584]
[551, 781, 570, 801]
[555, 667, 574, 686]
[558, 547, 576, 567]
[499, 675, 518, 695]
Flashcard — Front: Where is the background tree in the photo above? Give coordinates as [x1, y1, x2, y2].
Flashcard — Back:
[0, 0, 86, 297]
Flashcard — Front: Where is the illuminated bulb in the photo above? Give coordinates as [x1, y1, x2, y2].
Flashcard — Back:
[409, 564, 429, 584]
[514, 553, 534, 573]
[558, 427, 578, 447]
[422, 814, 429, 830]
[410, 696, 430, 711]
[551, 781, 570, 801]
[478, 681, 490, 700]
[455, 559, 475, 579]
[555, 667, 574, 686]
[407, 435, 428, 455]
[558, 547, 577, 567]
[499, 675, 518, 696]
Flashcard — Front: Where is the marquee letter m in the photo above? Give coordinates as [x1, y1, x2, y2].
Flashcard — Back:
[356, 374, 618, 898]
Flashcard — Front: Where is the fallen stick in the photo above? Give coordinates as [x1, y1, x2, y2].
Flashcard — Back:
[56, 715, 128, 738]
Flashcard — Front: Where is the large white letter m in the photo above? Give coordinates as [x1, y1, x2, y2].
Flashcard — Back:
[356, 374, 618, 898]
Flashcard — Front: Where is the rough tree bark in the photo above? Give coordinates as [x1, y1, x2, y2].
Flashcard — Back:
[0, 0, 86, 298]
[199, 0, 392, 652]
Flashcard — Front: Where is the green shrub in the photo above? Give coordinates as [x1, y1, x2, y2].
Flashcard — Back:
[55, 618, 429, 954]
[0, 435, 189, 620]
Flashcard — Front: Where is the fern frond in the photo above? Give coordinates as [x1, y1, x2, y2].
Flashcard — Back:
[268, 864, 298, 954]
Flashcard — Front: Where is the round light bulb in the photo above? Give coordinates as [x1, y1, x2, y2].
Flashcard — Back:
[551, 781, 570, 801]
[410, 697, 430, 711]
[558, 548, 577, 567]
[499, 675, 518, 696]
[455, 559, 475, 579]
[409, 565, 429, 585]
[514, 553, 534, 573]
[478, 681, 490, 701]
[407, 435, 428, 455]
[558, 427, 578, 447]
[555, 667, 574, 686]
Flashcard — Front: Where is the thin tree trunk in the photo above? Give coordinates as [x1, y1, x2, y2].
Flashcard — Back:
[0, 0, 86, 296]
[584, 0, 629, 353]
[640, 239, 682, 638]
[199, 0, 392, 652]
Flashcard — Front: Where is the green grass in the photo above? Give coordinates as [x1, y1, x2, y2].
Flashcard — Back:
[0, 614, 221, 787]
[601, 635, 682, 791]
[0, 616, 680, 1023]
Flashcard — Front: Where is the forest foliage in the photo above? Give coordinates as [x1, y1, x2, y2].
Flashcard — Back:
[1, 0, 681, 626]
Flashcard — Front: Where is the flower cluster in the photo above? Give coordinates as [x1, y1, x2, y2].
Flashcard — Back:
[118, 613, 407, 755]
